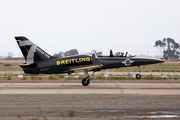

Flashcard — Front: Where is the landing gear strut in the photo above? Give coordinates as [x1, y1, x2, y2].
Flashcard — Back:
[82, 70, 90, 86]
[136, 66, 141, 79]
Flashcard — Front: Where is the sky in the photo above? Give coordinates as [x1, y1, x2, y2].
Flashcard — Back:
[0, 0, 180, 57]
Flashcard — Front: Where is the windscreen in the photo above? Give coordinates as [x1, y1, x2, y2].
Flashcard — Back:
[95, 50, 136, 57]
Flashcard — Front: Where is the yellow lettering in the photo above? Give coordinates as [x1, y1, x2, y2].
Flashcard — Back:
[86, 57, 90, 61]
[71, 59, 75, 63]
[61, 60, 65, 65]
[69, 59, 71, 64]
[81, 57, 86, 62]
[57, 58, 91, 65]
[76, 58, 79, 63]
[56, 61, 60, 65]
[65, 60, 69, 64]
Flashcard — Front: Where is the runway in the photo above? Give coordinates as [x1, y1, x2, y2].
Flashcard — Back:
[0, 82, 180, 94]
[1, 82, 180, 119]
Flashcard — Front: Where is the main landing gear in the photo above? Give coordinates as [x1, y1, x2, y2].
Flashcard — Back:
[82, 70, 90, 86]
[136, 66, 141, 79]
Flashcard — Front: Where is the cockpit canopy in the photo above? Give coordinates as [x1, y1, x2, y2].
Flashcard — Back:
[95, 50, 136, 57]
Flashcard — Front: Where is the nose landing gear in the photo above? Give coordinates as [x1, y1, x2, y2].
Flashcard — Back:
[136, 66, 141, 79]
[82, 76, 90, 86]
[82, 70, 90, 86]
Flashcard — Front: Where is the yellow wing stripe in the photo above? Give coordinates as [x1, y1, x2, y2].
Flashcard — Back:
[71, 65, 99, 70]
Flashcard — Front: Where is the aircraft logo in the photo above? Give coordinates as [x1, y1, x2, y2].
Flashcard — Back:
[122, 59, 134, 66]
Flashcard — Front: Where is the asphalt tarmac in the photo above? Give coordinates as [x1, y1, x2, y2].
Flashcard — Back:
[0, 82, 180, 120]
[0, 82, 180, 94]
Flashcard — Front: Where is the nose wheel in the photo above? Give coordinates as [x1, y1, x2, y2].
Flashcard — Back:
[82, 76, 90, 86]
[136, 66, 141, 79]
[82, 70, 90, 86]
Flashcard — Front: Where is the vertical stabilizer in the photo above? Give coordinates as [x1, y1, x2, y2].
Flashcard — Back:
[15, 36, 55, 64]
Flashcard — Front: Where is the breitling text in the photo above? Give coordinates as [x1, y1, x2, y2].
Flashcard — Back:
[56, 57, 91, 65]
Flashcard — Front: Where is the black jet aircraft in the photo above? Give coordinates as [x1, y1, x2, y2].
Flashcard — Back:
[15, 36, 164, 86]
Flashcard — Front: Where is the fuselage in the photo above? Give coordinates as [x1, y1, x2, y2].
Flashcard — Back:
[20, 53, 164, 74]
[15, 36, 165, 86]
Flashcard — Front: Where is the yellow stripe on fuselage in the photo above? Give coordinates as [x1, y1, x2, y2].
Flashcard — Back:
[39, 74, 47, 75]
[21, 64, 30, 66]
[71, 65, 100, 70]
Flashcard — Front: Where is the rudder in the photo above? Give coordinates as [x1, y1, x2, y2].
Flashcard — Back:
[15, 36, 55, 64]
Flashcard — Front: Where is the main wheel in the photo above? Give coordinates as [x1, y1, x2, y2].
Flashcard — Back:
[82, 77, 90, 86]
[136, 74, 141, 79]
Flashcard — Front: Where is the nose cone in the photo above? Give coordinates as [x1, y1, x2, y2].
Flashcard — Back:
[144, 58, 165, 65]
[157, 59, 165, 63]
[152, 58, 165, 63]
[133, 57, 165, 66]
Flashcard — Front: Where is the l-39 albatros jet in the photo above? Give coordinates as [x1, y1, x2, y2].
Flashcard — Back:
[15, 36, 164, 86]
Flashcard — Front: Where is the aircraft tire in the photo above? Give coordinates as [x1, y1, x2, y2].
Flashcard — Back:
[82, 77, 90, 86]
[136, 74, 141, 79]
